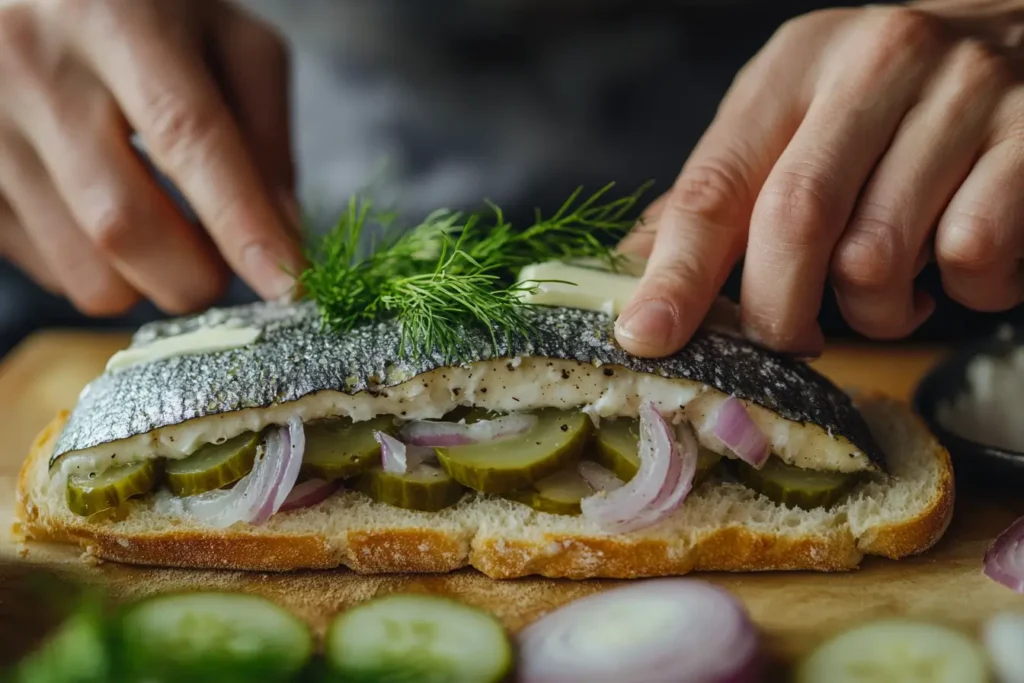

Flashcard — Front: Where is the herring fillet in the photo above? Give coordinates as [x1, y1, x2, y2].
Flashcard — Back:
[51, 302, 885, 468]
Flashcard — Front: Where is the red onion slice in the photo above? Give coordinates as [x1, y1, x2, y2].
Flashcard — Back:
[279, 479, 339, 512]
[628, 423, 699, 531]
[580, 403, 684, 533]
[577, 461, 624, 493]
[178, 421, 304, 528]
[519, 579, 762, 683]
[984, 515, 1024, 593]
[376, 431, 429, 474]
[263, 416, 305, 517]
[714, 396, 770, 468]
[400, 414, 537, 447]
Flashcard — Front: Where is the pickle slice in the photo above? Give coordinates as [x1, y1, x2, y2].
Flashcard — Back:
[165, 431, 260, 497]
[300, 416, 396, 482]
[594, 418, 722, 484]
[354, 464, 465, 512]
[67, 460, 158, 517]
[435, 410, 590, 494]
[504, 468, 593, 515]
[737, 456, 854, 510]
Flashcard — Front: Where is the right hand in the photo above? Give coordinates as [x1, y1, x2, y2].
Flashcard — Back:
[0, 0, 303, 316]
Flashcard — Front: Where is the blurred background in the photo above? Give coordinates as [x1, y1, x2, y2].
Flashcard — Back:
[0, 0, 1019, 357]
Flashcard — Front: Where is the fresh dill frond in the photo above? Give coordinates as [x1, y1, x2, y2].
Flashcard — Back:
[462, 181, 654, 277]
[299, 182, 652, 358]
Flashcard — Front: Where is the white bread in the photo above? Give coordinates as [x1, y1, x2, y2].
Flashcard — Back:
[13, 394, 954, 579]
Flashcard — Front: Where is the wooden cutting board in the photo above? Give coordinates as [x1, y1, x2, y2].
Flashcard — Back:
[2, 331, 1023, 671]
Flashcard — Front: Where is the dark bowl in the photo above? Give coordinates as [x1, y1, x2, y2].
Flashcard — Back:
[912, 327, 1024, 483]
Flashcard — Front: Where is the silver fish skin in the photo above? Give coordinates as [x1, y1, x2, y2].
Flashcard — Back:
[51, 301, 885, 468]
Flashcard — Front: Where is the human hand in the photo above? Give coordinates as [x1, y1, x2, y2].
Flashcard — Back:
[616, 4, 1024, 357]
[0, 0, 301, 316]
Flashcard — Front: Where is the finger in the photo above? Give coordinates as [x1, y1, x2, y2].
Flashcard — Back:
[740, 8, 943, 354]
[613, 40, 806, 357]
[831, 39, 1005, 339]
[209, 2, 298, 235]
[0, 196, 61, 293]
[935, 90, 1024, 311]
[0, 133, 138, 316]
[12, 68, 230, 314]
[70, 2, 304, 300]
[618, 191, 669, 258]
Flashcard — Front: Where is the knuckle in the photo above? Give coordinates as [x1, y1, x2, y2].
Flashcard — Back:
[938, 211, 1002, 274]
[869, 7, 940, 56]
[83, 203, 135, 255]
[142, 90, 224, 169]
[0, 5, 44, 83]
[949, 39, 1011, 91]
[670, 156, 754, 225]
[756, 163, 836, 247]
[832, 214, 901, 293]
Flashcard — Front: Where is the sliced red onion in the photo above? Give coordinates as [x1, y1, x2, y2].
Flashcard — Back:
[400, 413, 537, 447]
[984, 515, 1024, 593]
[627, 422, 699, 531]
[984, 612, 1024, 683]
[279, 479, 339, 513]
[376, 431, 429, 474]
[258, 416, 305, 521]
[519, 579, 762, 683]
[580, 403, 693, 534]
[714, 396, 770, 469]
[178, 421, 304, 528]
[576, 461, 624, 493]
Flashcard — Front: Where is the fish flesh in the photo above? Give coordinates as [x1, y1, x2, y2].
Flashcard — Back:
[51, 301, 885, 477]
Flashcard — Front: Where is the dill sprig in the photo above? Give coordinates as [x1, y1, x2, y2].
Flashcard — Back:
[299, 182, 651, 358]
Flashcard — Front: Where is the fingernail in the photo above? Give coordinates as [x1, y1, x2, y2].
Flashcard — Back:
[243, 243, 299, 302]
[615, 299, 679, 350]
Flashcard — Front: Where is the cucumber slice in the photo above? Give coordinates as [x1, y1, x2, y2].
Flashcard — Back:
[117, 592, 312, 683]
[594, 418, 722, 484]
[504, 467, 594, 515]
[165, 431, 260, 497]
[436, 409, 590, 493]
[326, 593, 512, 683]
[795, 619, 988, 683]
[12, 610, 110, 683]
[737, 457, 854, 510]
[301, 416, 396, 482]
[354, 464, 466, 512]
[66, 460, 158, 517]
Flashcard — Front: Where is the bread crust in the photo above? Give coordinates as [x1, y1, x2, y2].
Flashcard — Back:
[14, 396, 955, 578]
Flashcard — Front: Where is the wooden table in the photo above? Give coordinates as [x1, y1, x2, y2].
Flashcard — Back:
[2, 332, 1023, 672]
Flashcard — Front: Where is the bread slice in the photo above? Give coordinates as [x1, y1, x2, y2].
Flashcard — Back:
[14, 394, 954, 579]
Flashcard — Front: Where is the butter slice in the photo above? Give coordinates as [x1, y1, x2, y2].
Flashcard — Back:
[106, 323, 262, 372]
[516, 259, 643, 316]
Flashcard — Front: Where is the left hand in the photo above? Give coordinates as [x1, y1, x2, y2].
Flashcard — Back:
[615, 4, 1024, 357]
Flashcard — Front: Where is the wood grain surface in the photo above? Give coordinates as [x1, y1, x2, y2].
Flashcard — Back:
[1, 331, 1023, 671]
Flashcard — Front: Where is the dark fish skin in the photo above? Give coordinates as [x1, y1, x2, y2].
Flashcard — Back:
[51, 302, 885, 468]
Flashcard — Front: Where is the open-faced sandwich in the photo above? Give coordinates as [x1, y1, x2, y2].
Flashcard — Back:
[14, 187, 954, 578]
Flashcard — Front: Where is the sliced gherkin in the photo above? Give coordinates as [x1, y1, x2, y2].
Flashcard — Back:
[67, 460, 159, 517]
[736, 456, 855, 510]
[165, 431, 260, 497]
[354, 464, 465, 512]
[300, 416, 396, 482]
[593, 418, 722, 484]
[435, 410, 590, 494]
[504, 468, 593, 516]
